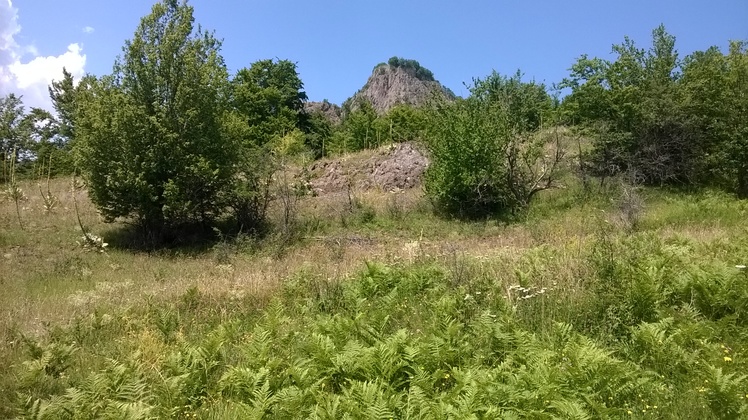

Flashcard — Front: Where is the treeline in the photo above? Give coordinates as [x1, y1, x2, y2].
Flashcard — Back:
[560, 25, 748, 197]
[1, 0, 746, 239]
[0, 72, 79, 176]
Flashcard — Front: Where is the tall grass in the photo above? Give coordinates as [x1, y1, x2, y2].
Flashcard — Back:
[2, 176, 748, 418]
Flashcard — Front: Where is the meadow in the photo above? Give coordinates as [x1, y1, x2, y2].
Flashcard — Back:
[2, 167, 747, 419]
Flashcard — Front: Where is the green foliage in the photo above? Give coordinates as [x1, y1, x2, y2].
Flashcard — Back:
[74, 0, 241, 235]
[328, 102, 427, 155]
[562, 25, 748, 196]
[383, 104, 427, 143]
[0, 93, 32, 166]
[337, 100, 379, 152]
[232, 58, 308, 148]
[680, 41, 748, 197]
[375, 57, 436, 82]
[472, 70, 554, 132]
[40, 67, 85, 175]
[14, 245, 748, 418]
[0, 71, 93, 177]
[4, 188, 748, 418]
[424, 72, 561, 217]
[561, 25, 694, 185]
[302, 109, 334, 158]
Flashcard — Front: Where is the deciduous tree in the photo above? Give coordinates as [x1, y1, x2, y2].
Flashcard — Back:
[75, 0, 240, 236]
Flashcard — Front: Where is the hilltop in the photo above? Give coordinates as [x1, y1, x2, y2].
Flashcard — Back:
[343, 57, 456, 115]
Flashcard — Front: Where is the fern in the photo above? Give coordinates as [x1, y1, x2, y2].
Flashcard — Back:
[548, 399, 591, 420]
[703, 366, 748, 419]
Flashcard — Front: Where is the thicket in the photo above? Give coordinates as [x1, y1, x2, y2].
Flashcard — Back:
[325, 102, 428, 155]
[423, 72, 560, 218]
[0, 94, 73, 177]
[373, 57, 436, 82]
[561, 25, 748, 196]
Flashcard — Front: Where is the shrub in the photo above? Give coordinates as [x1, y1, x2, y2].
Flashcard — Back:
[423, 72, 561, 218]
[75, 1, 255, 239]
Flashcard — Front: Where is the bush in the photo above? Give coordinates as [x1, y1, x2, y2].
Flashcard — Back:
[424, 72, 561, 218]
[75, 1, 256, 239]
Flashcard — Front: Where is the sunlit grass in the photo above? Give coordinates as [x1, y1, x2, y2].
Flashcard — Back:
[2, 174, 748, 417]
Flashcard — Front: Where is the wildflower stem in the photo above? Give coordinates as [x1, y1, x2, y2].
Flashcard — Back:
[72, 173, 93, 243]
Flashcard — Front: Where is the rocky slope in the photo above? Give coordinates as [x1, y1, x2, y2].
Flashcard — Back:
[308, 142, 429, 195]
[345, 58, 455, 115]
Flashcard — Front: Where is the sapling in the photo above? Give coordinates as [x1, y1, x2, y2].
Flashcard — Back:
[37, 155, 59, 213]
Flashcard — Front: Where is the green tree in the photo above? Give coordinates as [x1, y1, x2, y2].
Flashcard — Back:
[333, 100, 379, 153]
[383, 104, 427, 143]
[231, 59, 307, 147]
[75, 0, 239, 236]
[713, 41, 748, 197]
[473, 70, 553, 132]
[0, 93, 31, 165]
[561, 25, 700, 185]
[24, 108, 59, 171]
[45, 68, 86, 174]
[302, 109, 334, 158]
[0, 93, 70, 177]
[681, 41, 748, 197]
[424, 72, 562, 218]
[48, 68, 78, 143]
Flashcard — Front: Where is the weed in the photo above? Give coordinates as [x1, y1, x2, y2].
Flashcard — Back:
[3, 148, 26, 229]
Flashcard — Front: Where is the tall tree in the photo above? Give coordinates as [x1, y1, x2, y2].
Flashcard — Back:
[0, 94, 31, 163]
[561, 25, 697, 185]
[682, 41, 748, 197]
[48, 67, 78, 144]
[231, 59, 308, 147]
[75, 0, 239, 235]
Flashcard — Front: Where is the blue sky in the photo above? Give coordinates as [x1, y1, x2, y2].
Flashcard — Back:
[2, 0, 747, 111]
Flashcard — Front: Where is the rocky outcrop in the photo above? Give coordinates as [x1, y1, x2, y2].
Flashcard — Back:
[308, 142, 429, 195]
[305, 100, 342, 125]
[345, 59, 455, 115]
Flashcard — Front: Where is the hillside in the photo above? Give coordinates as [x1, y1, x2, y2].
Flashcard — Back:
[2, 147, 748, 416]
[344, 57, 456, 115]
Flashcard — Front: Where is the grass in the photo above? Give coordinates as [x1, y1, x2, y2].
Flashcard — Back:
[1, 174, 748, 418]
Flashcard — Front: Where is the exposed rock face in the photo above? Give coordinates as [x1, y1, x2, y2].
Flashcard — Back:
[347, 63, 455, 115]
[366, 142, 429, 191]
[308, 142, 429, 195]
[305, 100, 342, 125]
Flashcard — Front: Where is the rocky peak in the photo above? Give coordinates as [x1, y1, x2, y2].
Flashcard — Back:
[345, 57, 455, 115]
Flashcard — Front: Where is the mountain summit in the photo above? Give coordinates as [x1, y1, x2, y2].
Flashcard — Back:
[344, 57, 455, 115]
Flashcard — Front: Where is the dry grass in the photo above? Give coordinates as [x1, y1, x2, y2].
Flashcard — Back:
[4, 168, 748, 418]
[1, 173, 740, 342]
[0, 175, 586, 338]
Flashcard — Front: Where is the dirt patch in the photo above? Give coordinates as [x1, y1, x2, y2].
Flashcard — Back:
[309, 142, 429, 195]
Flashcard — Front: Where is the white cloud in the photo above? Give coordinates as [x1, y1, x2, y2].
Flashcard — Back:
[83, 26, 95, 34]
[0, 0, 86, 112]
